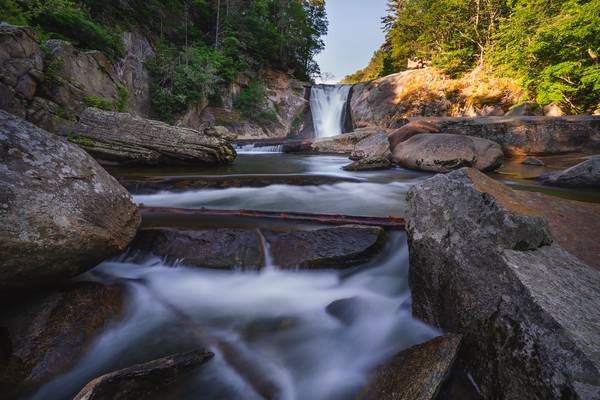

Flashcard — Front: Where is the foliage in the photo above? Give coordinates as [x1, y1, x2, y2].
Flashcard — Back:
[234, 81, 278, 124]
[0, 0, 28, 25]
[84, 85, 128, 112]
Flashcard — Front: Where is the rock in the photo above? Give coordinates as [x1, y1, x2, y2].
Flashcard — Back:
[0, 110, 140, 289]
[388, 120, 440, 150]
[73, 350, 214, 400]
[358, 335, 462, 400]
[350, 131, 391, 160]
[396, 116, 600, 156]
[543, 103, 565, 116]
[521, 157, 544, 166]
[310, 128, 380, 154]
[406, 168, 600, 399]
[326, 297, 372, 325]
[128, 228, 265, 269]
[539, 156, 600, 188]
[0, 282, 124, 394]
[478, 105, 504, 117]
[264, 226, 385, 269]
[392, 134, 504, 172]
[343, 157, 392, 171]
[505, 102, 542, 116]
[61, 108, 236, 165]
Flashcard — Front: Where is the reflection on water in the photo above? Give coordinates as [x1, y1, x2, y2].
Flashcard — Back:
[29, 233, 438, 400]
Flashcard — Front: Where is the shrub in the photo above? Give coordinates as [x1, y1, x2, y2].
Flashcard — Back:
[235, 81, 278, 125]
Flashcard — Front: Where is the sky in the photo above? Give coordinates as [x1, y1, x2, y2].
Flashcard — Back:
[315, 0, 388, 83]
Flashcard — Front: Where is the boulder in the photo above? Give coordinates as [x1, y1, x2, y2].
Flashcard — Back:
[539, 156, 600, 188]
[406, 168, 600, 399]
[543, 103, 565, 116]
[128, 228, 265, 269]
[0, 110, 140, 289]
[392, 134, 504, 172]
[521, 157, 544, 166]
[73, 350, 214, 400]
[61, 108, 236, 165]
[350, 131, 391, 160]
[264, 226, 385, 269]
[310, 128, 380, 154]
[0, 282, 124, 395]
[326, 297, 372, 325]
[358, 335, 462, 400]
[343, 157, 392, 171]
[505, 102, 542, 117]
[388, 120, 440, 150]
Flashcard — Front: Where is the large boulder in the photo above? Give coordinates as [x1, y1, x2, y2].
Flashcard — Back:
[73, 350, 214, 400]
[0, 282, 124, 395]
[0, 111, 140, 289]
[388, 120, 440, 150]
[392, 133, 504, 172]
[358, 335, 462, 400]
[62, 108, 236, 165]
[539, 156, 600, 188]
[350, 130, 391, 160]
[406, 168, 600, 399]
[264, 226, 385, 269]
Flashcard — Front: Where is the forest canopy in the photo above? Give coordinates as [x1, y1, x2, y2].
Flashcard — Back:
[343, 0, 600, 114]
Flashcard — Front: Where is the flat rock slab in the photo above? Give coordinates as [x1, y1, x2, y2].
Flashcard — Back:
[264, 226, 386, 269]
[0, 110, 140, 289]
[343, 157, 392, 171]
[406, 168, 600, 399]
[358, 334, 462, 400]
[73, 350, 214, 400]
[0, 282, 124, 395]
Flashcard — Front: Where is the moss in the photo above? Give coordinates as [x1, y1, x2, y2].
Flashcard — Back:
[84, 95, 114, 111]
[66, 132, 94, 147]
[291, 107, 305, 133]
[115, 84, 129, 112]
[40, 44, 64, 88]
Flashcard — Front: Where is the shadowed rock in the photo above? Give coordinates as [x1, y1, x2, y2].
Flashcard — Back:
[388, 120, 440, 150]
[61, 108, 236, 166]
[0, 110, 140, 289]
[0, 282, 124, 396]
[73, 350, 214, 400]
[392, 134, 504, 172]
[343, 157, 392, 171]
[406, 168, 600, 399]
[264, 226, 385, 269]
[358, 335, 462, 400]
[539, 156, 600, 188]
[350, 131, 391, 160]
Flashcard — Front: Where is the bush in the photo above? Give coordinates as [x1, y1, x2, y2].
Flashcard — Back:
[84, 84, 128, 112]
[235, 81, 278, 124]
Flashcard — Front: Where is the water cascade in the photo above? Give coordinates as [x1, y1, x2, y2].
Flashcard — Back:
[310, 85, 352, 138]
[234, 143, 284, 154]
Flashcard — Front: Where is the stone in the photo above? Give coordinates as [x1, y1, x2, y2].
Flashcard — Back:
[406, 168, 600, 399]
[128, 228, 265, 269]
[0, 282, 124, 395]
[539, 156, 600, 188]
[350, 131, 391, 160]
[543, 103, 565, 116]
[505, 102, 542, 117]
[15, 74, 37, 99]
[0, 110, 140, 289]
[326, 297, 372, 325]
[343, 157, 392, 171]
[388, 120, 440, 150]
[310, 128, 380, 154]
[264, 226, 385, 269]
[61, 108, 236, 165]
[358, 335, 462, 400]
[73, 350, 214, 400]
[521, 157, 544, 166]
[392, 133, 504, 172]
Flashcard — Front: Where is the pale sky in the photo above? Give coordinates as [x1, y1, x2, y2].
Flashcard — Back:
[315, 0, 388, 83]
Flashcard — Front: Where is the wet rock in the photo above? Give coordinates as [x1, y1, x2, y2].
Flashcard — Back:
[350, 130, 391, 160]
[61, 108, 236, 165]
[358, 334, 462, 400]
[73, 350, 214, 400]
[343, 157, 392, 171]
[0, 282, 124, 394]
[521, 157, 544, 166]
[406, 168, 600, 399]
[128, 228, 265, 269]
[0, 111, 140, 289]
[392, 133, 504, 172]
[388, 120, 440, 150]
[539, 156, 600, 188]
[326, 297, 372, 325]
[264, 226, 385, 269]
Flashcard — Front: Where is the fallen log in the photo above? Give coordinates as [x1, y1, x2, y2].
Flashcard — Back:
[139, 206, 406, 229]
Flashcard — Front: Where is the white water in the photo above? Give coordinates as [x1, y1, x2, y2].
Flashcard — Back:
[235, 144, 284, 154]
[310, 85, 352, 138]
[29, 233, 438, 400]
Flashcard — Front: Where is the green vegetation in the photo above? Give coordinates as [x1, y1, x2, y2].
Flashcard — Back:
[85, 85, 128, 112]
[235, 81, 279, 124]
[344, 0, 600, 113]
[66, 132, 94, 147]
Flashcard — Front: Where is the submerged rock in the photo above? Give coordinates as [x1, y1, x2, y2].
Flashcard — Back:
[392, 133, 504, 172]
[343, 157, 392, 171]
[0, 282, 124, 394]
[0, 110, 140, 289]
[128, 228, 264, 269]
[264, 226, 385, 269]
[521, 157, 544, 166]
[73, 350, 214, 400]
[406, 168, 600, 399]
[358, 334, 462, 400]
[539, 156, 600, 188]
[62, 108, 236, 165]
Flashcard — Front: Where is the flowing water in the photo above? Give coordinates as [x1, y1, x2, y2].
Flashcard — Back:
[310, 85, 352, 138]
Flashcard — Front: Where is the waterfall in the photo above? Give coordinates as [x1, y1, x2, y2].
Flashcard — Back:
[234, 143, 284, 154]
[310, 84, 352, 138]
